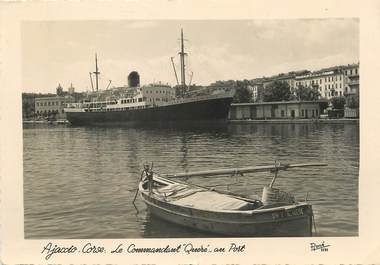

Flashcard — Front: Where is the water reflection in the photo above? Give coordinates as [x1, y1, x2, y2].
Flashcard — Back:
[23, 122, 359, 238]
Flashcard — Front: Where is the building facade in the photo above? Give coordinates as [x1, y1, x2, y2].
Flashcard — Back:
[295, 69, 347, 99]
[248, 78, 264, 102]
[251, 63, 359, 102]
[140, 84, 176, 105]
[35, 96, 73, 119]
[342, 63, 359, 96]
[229, 100, 328, 120]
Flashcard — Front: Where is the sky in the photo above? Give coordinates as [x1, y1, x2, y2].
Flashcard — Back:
[22, 19, 359, 93]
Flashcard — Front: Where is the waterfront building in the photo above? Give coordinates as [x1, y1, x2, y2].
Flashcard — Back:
[103, 84, 175, 105]
[35, 96, 73, 119]
[140, 84, 175, 104]
[295, 68, 346, 99]
[294, 63, 359, 100]
[252, 63, 359, 101]
[341, 63, 359, 96]
[229, 100, 328, 120]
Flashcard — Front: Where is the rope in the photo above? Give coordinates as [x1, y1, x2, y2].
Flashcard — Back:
[312, 211, 317, 235]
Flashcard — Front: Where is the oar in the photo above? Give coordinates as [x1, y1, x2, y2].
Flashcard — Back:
[132, 170, 145, 206]
[165, 162, 328, 179]
[132, 162, 154, 206]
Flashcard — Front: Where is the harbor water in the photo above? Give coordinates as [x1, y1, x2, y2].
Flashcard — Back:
[23, 122, 359, 238]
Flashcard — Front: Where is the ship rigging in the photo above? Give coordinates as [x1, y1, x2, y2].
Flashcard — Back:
[64, 29, 235, 125]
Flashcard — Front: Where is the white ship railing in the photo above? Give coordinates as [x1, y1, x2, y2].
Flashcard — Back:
[65, 89, 235, 113]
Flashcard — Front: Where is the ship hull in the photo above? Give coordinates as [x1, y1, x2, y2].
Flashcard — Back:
[65, 97, 233, 125]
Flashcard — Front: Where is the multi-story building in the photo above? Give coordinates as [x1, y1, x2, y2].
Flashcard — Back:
[294, 63, 359, 99]
[342, 63, 359, 96]
[252, 70, 310, 101]
[35, 96, 73, 119]
[248, 78, 265, 102]
[252, 63, 359, 101]
[295, 69, 346, 99]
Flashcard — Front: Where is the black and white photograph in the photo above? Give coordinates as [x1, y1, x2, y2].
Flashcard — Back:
[2, 1, 380, 264]
[22, 19, 359, 238]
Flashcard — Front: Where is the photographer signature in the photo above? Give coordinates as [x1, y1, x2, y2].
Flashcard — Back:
[310, 241, 330, 252]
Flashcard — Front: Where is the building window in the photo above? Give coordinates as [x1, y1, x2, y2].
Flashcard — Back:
[301, 109, 304, 117]
[281, 110, 285, 117]
[339, 91, 342, 96]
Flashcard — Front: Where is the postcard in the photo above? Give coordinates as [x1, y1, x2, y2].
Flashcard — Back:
[1, 0, 380, 264]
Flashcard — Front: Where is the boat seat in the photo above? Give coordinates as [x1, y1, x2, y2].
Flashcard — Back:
[171, 190, 252, 211]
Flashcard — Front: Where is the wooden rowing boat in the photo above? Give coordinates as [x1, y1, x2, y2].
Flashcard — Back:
[137, 162, 327, 237]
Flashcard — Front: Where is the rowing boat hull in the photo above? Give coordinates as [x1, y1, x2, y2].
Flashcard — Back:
[139, 177, 313, 237]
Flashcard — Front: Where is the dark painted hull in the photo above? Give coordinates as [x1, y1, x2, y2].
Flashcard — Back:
[66, 97, 233, 125]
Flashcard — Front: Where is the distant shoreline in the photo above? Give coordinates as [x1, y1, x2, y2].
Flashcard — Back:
[23, 120, 69, 124]
[23, 118, 359, 125]
[228, 118, 359, 124]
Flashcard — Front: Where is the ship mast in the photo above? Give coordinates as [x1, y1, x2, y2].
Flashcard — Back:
[93, 53, 100, 92]
[179, 29, 187, 92]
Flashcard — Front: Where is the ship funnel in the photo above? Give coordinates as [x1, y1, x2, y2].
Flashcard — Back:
[128, 71, 140, 87]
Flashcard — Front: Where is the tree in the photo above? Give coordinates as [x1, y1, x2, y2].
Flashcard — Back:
[233, 80, 252, 103]
[22, 93, 36, 119]
[346, 94, 359, 109]
[331, 96, 346, 109]
[263, 81, 291, 102]
[295, 85, 320, 101]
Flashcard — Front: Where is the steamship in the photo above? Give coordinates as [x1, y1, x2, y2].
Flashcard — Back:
[64, 30, 235, 125]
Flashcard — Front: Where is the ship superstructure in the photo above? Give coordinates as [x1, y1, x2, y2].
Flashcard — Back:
[64, 29, 235, 125]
